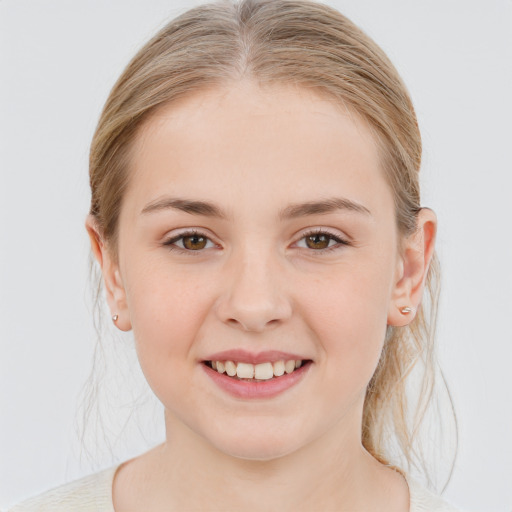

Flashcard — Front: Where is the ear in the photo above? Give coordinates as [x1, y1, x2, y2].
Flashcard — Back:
[85, 215, 132, 331]
[387, 208, 437, 327]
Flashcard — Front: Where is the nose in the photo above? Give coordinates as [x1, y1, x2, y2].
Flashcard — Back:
[214, 246, 292, 333]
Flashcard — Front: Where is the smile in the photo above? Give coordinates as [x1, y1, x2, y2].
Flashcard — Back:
[205, 359, 305, 380]
[201, 359, 313, 399]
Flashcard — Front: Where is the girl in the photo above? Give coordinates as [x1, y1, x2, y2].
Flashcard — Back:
[8, 0, 464, 510]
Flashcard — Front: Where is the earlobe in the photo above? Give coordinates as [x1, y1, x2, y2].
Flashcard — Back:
[388, 208, 437, 327]
[107, 268, 132, 332]
[85, 215, 132, 331]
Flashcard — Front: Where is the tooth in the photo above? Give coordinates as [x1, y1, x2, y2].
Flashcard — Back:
[254, 362, 273, 380]
[273, 360, 285, 377]
[295, 360, 302, 369]
[216, 361, 225, 374]
[236, 362, 255, 379]
[211, 361, 217, 370]
[285, 360, 295, 374]
[225, 360, 237, 377]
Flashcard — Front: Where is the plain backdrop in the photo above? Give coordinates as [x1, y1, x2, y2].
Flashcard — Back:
[1, 0, 511, 510]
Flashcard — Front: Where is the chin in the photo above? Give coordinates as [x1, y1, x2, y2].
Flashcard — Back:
[205, 419, 306, 462]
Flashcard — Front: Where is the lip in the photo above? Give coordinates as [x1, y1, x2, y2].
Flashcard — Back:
[201, 360, 312, 399]
[203, 349, 309, 365]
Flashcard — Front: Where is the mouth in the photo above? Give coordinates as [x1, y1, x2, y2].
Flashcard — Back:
[201, 358, 313, 399]
[202, 359, 312, 382]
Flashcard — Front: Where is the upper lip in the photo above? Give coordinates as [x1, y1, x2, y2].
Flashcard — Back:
[203, 349, 310, 365]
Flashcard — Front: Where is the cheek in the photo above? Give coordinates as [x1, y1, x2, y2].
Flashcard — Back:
[298, 256, 393, 394]
[122, 257, 216, 391]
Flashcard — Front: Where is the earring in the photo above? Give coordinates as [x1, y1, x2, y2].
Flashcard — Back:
[112, 314, 119, 322]
[399, 306, 413, 315]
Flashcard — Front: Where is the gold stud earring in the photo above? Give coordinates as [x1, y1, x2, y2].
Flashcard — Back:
[112, 314, 119, 322]
[399, 306, 413, 315]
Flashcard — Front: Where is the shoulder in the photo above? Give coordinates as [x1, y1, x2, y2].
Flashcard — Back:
[7, 465, 119, 512]
[407, 476, 464, 512]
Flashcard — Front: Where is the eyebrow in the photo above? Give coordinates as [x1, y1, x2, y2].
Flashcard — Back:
[141, 197, 227, 218]
[140, 196, 371, 219]
[279, 197, 371, 219]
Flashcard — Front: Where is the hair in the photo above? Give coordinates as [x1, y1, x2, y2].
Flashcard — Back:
[87, 0, 456, 488]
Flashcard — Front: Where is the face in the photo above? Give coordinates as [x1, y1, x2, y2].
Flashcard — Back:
[107, 80, 406, 460]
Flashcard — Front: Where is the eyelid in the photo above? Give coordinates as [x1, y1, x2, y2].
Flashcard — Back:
[293, 227, 352, 252]
[162, 228, 219, 253]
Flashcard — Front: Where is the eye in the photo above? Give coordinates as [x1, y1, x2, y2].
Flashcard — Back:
[295, 229, 350, 251]
[163, 230, 216, 252]
[163, 229, 349, 253]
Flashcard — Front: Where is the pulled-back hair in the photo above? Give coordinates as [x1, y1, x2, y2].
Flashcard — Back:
[88, 0, 454, 486]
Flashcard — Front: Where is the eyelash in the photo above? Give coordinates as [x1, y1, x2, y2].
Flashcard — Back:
[298, 229, 351, 253]
[163, 229, 214, 254]
[162, 229, 351, 254]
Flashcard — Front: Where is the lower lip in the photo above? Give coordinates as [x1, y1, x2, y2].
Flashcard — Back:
[201, 361, 312, 399]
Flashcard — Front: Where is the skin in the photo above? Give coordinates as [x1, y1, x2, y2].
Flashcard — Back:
[87, 79, 436, 511]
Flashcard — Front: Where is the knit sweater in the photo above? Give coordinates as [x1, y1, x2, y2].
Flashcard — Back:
[8, 464, 462, 511]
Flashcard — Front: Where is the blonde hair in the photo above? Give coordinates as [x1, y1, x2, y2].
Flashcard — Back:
[88, 0, 455, 486]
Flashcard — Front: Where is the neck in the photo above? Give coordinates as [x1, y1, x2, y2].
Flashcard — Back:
[116, 408, 409, 511]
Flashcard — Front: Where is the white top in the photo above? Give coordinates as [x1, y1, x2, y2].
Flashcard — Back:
[8, 464, 463, 511]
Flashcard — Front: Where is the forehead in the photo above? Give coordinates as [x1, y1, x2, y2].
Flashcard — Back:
[123, 80, 391, 220]
[136, 80, 376, 154]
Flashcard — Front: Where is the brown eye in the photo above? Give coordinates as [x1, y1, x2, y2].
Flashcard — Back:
[305, 233, 331, 250]
[295, 230, 349, 252]
[164, 231, 214, 252]
[182, 234, 208, 250]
